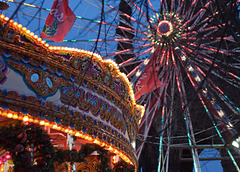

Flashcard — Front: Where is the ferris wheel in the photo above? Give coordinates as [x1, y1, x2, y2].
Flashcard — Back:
[1, 0, 240, 171]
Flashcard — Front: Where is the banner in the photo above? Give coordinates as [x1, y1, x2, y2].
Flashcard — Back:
[41, 0, 76, 42]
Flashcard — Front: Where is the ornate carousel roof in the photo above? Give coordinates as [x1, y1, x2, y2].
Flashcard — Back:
[0, 14, 144, 169]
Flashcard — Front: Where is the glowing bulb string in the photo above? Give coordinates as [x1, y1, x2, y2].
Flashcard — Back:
[0, 0, 25, 33]
[171, 48, 201, 172]
[195, 65, 240, 114]
[176, 43, 240, 171]
[183, 46, 240, 82]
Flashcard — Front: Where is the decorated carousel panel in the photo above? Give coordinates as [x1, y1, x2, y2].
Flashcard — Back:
[0, 14, 144, 172]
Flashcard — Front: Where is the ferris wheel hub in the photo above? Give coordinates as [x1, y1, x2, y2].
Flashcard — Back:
[157, 20, 173, 37]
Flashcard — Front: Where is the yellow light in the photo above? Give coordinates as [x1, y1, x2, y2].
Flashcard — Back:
[2, 111, 7, 116]
[29, 118, 33, 122]
[33, 119, 39, 123]
[37, 38, 42, 42]
[93, 139, 100, 144]
[18, 115, 23, 120]
[45, 122, 50, 126]
[34, 35, 38, 39]
[13, 113, 18, 119]
[23, 116, 29, 122]
[4, 17, 9, 21]
[39, 120, 45, 125]
[65, 129, 69, 133]
[30, 32, 34, 36]
[7, 113, 13, 118]
[18, 24, 22, 28]
[75, 132, 80, 136]
[13, 22, 18, 26]
[22, 27, 27, 31]
[53, 124, 57, 129]
[26, 30, 30, 34]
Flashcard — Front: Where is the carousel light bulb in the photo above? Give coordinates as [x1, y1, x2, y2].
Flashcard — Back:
[39, 120, 45, 125]
[7, 113, 13, 118]
[13, 113, 18, 119]
[23, 116, 29, 122]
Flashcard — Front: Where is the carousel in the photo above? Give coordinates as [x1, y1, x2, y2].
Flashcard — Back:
[0, 14, 144, 171]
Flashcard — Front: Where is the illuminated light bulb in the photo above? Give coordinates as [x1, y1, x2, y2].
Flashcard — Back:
[52, 124, 57, 129]
[45, 122, 49, 126]
[181, 56, 186, 61]
[7, 113, 13, 118]
[49, 47, 53, 50]
[39, 120, 45, 125]
[188, 66, 193, 71]
[44, 43, 49, 47]
[13, 113, 18, 119]
[69, 130, 73, 134]
[34, 35, 38, 39]
[0, 15, 4, 19]
[195, 76, 201, 82]
[18, 24, 22, 28]
[75, 132, 80, 136]
[232, 140, 239, 148]
[13, 22, 18, 26]
[33, 119, 39, 123]
[22, 27, 27, 31]
[29, 118, 33, 122]
[2, 111, 7, 116]
[136, 70, 141, 77]
[26, 30, 30, 34]
[5, 153, 11, 160]
[18, 115, 23, 120]
[24, 121, 29, 125]
[23, 116, 29, 122]
[37, 38, 42, 42]
[4, 17, 9, 21]
[41, 40, 45, 44]
[30, 32, 34, 36]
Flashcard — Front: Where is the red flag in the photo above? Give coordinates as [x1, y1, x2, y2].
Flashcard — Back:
[41, 0, 76, 42]
[135, 53, 163, 100]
